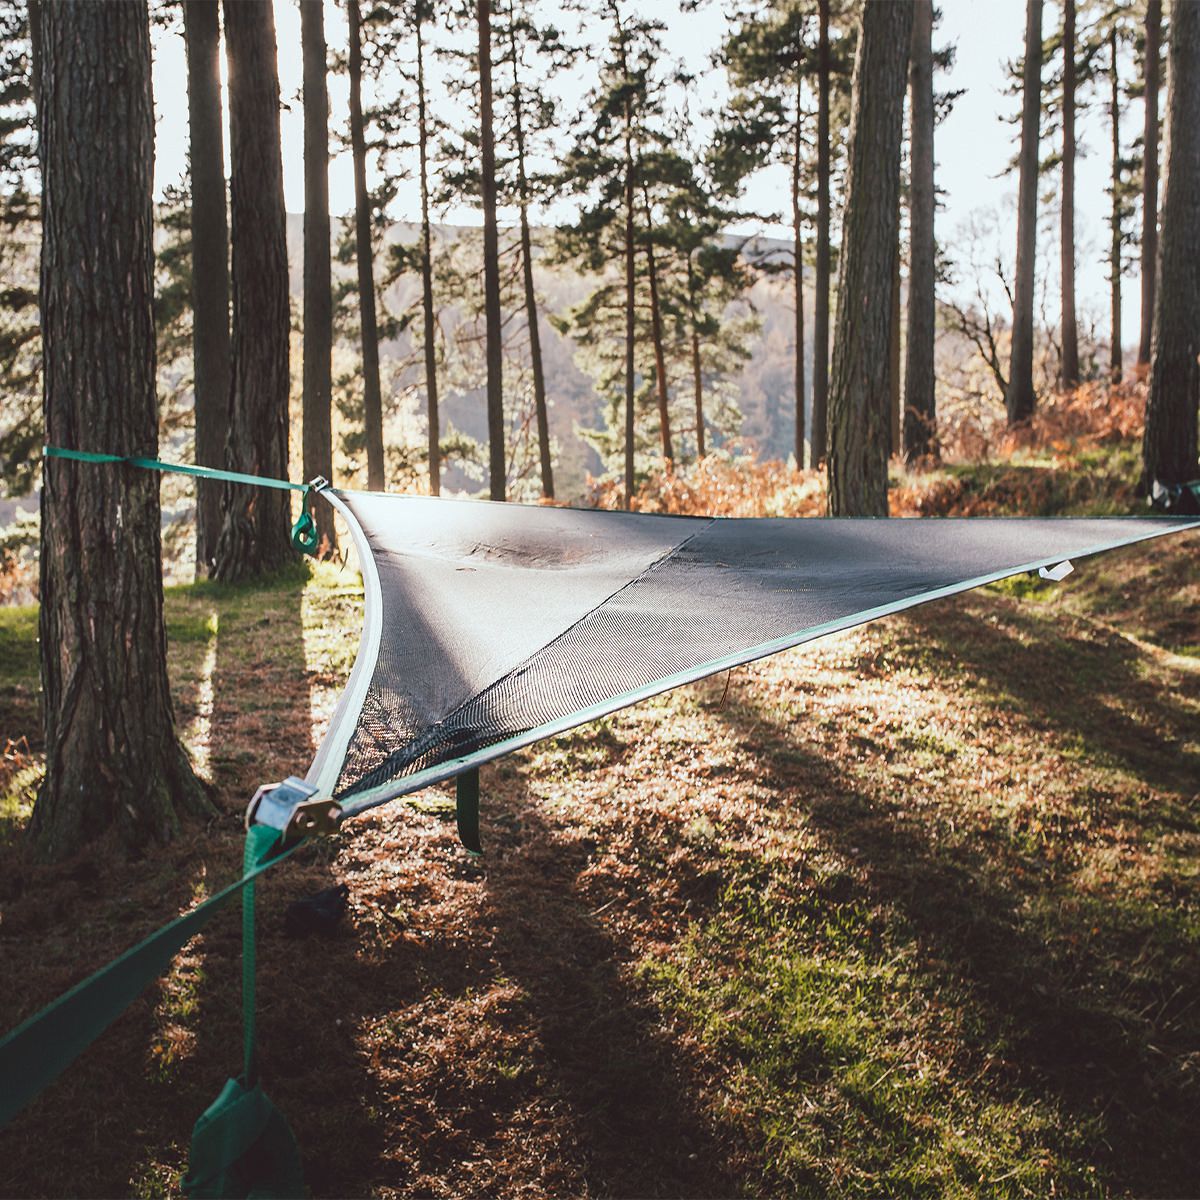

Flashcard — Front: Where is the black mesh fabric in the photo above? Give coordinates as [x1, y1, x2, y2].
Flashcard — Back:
[328, 492, 1198, 806]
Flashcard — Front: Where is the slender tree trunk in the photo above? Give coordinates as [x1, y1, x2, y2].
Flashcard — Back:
[33, 0, 208, 859]
[828, 0, 912, 517]
[889, 225, 900, 455]
[689, 251, 705, 458]
[1109, 26, 1123, 382]
[642, 200, 674, 466]
[478, 0, 505, 501]
[213, 0, 293, 582]
[1137, 0, 1161, 367]
[27, 0, 41, 115]
[416, 15, 440, 496]
[347, 0, 384, 491]
[792, 83, 806, 468]
[507, 6, 552, 498]
[623, 95, 636, 509]
[1143, 0, 1199, 490]
[1061, 0, 1078, 386]
[904, 0, 936, 464]
[1006, 0, 1043, 426]
[183, 0, 230, 576]
[300, 0, 335, 553]
[811, 0, 831, 466]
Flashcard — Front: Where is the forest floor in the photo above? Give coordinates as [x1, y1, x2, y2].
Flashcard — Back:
[0, 445, 1198, 1199]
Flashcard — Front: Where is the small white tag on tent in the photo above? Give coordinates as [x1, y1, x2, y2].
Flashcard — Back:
[1038, 559, 1074, 582]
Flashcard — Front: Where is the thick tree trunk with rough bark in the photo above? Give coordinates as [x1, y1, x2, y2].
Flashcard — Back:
[1143, 0, 1200, 490]
[33, 0, 209, 859]
[1061, 0, 1078, 386]
[1109, 27, 1123, 382]
[1006, 0, 1042, 426]
[643, 205, 674, 466]
[417, 15, 440, 496]
[508, 3, 552, 498]
[623, 98, 635, 509]
[301, 0, 335, 554]
[213, 0, 293, 582]
[792, 89, 805, 468]
[1137, 0, 1161, 367]
[828, 0, 912, 516]
[347, 0, 384, 491]
[183, 0, 230, 575]
[904, 0, 936, 464]
[478, 0, 505, 501]
[811, 0, 831, 466]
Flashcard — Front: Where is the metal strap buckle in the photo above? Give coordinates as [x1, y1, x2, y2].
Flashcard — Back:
[245, 776, 341, 842]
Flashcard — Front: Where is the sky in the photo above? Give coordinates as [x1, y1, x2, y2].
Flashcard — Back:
[150, 0, 1147, 350]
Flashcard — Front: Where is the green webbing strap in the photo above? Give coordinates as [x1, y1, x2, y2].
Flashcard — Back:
[0, 827, 297, 1131]
[456, 768, 482, 855]
[43, 445, 323, 558]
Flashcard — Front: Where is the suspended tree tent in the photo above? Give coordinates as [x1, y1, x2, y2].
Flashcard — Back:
[2, 451, 1197, 1193]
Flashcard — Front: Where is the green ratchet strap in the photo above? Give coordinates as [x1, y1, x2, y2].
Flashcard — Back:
[456, 768, 482, 855]
[43, 445, 324, 559]
[0, 826, 298, 1131]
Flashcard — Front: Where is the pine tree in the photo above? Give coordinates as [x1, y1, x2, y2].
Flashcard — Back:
[1060, 0, 1079, 385]
[1142, 0, 1199, 490]
[827, 0, 912, 516]
[213, 0, 292, 581]
[34, 0, 208, 858]
[1136, 0, 1162, 368]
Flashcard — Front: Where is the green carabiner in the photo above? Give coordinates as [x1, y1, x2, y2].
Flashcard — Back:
[290, 489, 320, 556]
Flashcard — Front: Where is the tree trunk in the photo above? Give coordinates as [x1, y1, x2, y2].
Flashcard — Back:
[643, 200, 674, 467]
[478, 0, 505, 502]
[416, 14, 440, 496]
[347, 0, 384, 491]
[792, 84, 806, 469]
[27, 0, 41, 115]
[811, 0, 831, 466]
[889, 224, 900, 456]
[1060, 0, 1078, 386]
[689, 251, 705, 458]
[904, 0, 936, 464]
[1109, 26, 1123, 382]
[623, 95, 636, 509]
[213, 0, 293, 582]
[1143, 0, 1200, 490]
[1006, 0, 1042, 426]
[828, 0, 912, 517]
[1137, 0, 1161, 367]
[182, 0, 230, 576]
[33, 0, 208, 859]
[300, 0, 335, 554]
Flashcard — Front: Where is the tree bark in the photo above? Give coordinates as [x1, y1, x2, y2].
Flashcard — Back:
[417, 13, 440, 496]
[904, 0, 936, 464]
[811, 0, 831, 466]
[183, 0, 230, 576]
[1060, 0, 1078, 386]
[1109, 25, 1123, 382]
[478, 0, 505, 501]
[643, 200, 674, 466]
[213, 0, 293, 582]
[792, 81, 805, 469]
[507, 2, 552, 498]
[888, 222, 900, 456]
[1143, 0, 1200, 490]
[828, 0, 912, 516]
[347, 0, 384, 491]
[623, 94, 636, 509]
[1137, 0, 1161, 367]
[33, 0, 208, 859]
[688, 250, 705, 458]
[300, 0, 336, 555]
[1005, 0, 1042, 426]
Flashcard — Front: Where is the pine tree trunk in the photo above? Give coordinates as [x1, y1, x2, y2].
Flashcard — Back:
[811, 0, 831, 466]
[33, 0, 209, 859]
[1137, 0, 1161, 367]
[889, 227, 900, 456]
[643, 200, 674, 467]
[1006, 0, 1043, 426]
[508, 5, 552, 498]
[213, 0, 293, 582]
[1061, 0, 1078, 386]
[903, 0, 936, 464]
[828, 0, 912, 517]
[792, 87, 806, 469]
[623, 95, 636, 509]
[183, 0, 230, 576]
[27, 0, 41, 114]
[417, 15, 440, 496]
[1143, 0, 1200, 490]
[478, 0, 505, 502]
[1109, 27, 1123, 383]
[347, 0, 384, 492]
[689, 251, 705, 458]
[300, 0, 336, 554]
